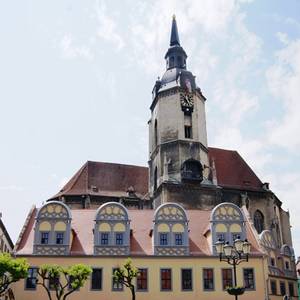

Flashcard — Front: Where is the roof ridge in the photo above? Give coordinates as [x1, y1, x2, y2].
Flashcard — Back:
[14, 205, 36, 253]
[86, 160, 147, 169]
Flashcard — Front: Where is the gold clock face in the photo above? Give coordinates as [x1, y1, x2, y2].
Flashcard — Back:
[180, 92, 194, 107]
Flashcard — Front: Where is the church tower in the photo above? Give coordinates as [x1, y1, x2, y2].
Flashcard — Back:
[148, 17, 219, 209]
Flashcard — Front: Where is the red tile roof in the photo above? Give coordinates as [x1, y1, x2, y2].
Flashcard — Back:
[51, 161, 149, 200]
[15, 208, 261, 257]
[208, 147, 263, 191]
[50, 147, 264, 201]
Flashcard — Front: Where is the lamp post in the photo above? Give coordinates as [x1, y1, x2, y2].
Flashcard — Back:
[215, 237, 251, 300]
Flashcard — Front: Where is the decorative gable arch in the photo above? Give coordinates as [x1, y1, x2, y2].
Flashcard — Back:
[153, 203, 189, 256]
[211, 202, 245, 254]
[94, 202, 130, 256]
[34, 201, 72, 255]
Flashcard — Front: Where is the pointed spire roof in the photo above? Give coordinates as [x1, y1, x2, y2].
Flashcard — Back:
[170, 15, 180, 46]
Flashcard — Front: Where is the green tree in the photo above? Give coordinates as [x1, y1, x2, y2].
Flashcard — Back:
[113, 258, 139, 300]
[0, 253, 29, 296]
[37, 263, 92, 300]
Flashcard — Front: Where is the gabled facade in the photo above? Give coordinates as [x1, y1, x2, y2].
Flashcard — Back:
[0, 214, 14, 253]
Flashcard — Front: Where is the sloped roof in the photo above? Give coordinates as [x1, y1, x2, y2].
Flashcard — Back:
[50, 147, 265, 201]
[15, 208, 261, 257]
[208, 147, 264, 191]
[51, 161, 149, 200]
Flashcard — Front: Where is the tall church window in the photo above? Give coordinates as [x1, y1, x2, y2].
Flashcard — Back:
[154, 167, 158, 191]
[184, 113, 192, 139]
[154, 119, 158, 147]
[169, 56, 175, 68]
[254, 210, 264, 234]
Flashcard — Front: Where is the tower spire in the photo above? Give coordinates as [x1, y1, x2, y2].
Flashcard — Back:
[170, 15, 180, 46]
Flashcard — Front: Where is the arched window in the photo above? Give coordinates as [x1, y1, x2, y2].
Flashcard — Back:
[181, 159, 203, 182]
[34, 201, 72, 255]
[94, 202, 130, 255]
[154, 119, 158, 147]
[153, 203, 189, 256]
[169, 56, 175, 68]
[154, 167, 158, 191]
[211, 203, 245, 254]
[177, 56, 183, 67]
[253, 210, 264, 234]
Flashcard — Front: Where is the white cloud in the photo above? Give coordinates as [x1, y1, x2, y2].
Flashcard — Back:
[95, 0, 124, 51]
[60, 34, 94, 60]
[266, 39, 300, 153]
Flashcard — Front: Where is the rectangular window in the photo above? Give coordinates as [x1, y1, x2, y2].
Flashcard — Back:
[184, 125, 192, 139]
[203, 268, 214, 291]
[56, 232, 64, 245]
[285, 261, 290, 270]
[49, 276, 60, 291]
[270, 280, 277, 295]
[91, 268, 102, 291]
[100, 233, 109, 245]
[159, 233, 168, 246]
[232, 233, 241, 242]
[112, 268, 123, 291]
[270, 257, 275, 266]
[222, 268, 233, 290]
[41, 232, 49, 244]
[115, 233, 124, 245]
[137, 268, 148, 291]
[25, 268, 38, 290]
[161, 269, 172, 291]
[216, 233, 225, 242]
[280, 281, 286, 296]
[243, 268, 255, 290]
[181, 269, 192, 291]
[175, 233, 183, 245]
[288, 282, 294, 297]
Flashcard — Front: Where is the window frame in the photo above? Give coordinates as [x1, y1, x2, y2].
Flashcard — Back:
[40, 231, 50, 245]
[184, 125, 192, 139]
[136, 268, 148, 292]
[55, 232, 64, 245]
[25, 267, 38, 290]
[270, 280, 277, 295]
[100, 232, 109, 245]
[280, 281, 286, 296]
[160, 268, 172, 291]
[288, 282, 294, 297]
[115, 232, 124, 245]
[243, 268, 255, 291]
[222, 268, 233, 290]
[112, 268, 124, 291]
[174, 233, 183, 246]
[203, 268, 214, 291]
[159, 233, 168, 246]
[181, 268, 193, 291]
[90, 268, 103, 291]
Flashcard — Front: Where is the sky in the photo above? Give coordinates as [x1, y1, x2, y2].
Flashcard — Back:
[0, 0, 300, 254]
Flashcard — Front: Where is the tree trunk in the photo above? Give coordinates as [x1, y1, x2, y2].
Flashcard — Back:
[130, 285, 135, 300]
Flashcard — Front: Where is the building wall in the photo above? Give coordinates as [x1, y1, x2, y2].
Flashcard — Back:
[0, 218, 13, 253]
[13, 256, 266, 300]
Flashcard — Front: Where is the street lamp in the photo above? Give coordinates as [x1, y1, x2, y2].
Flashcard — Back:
[215, 237, 251, 300]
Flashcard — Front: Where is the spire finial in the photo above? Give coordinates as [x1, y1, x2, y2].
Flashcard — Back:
[170, 15, 180, 46]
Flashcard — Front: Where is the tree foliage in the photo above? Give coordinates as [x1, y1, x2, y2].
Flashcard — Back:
[0, 253, 29, 296]
[113, 258, 139, 300]
[37, 263, 92, 300]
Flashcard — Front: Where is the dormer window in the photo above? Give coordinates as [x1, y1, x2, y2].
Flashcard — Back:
[175, 233, 183, 245]
[153, 203, 189, 256]
[100, 233, 109, 245]
[116, 233, 124, 245]
[160, 233, 168, 245]
[94, 202, 130, 255]
[211, 203, 246, 254]
[33, 201, 72, 255]
[41, 232, 49, 245]
[56, 232, 64, 245]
